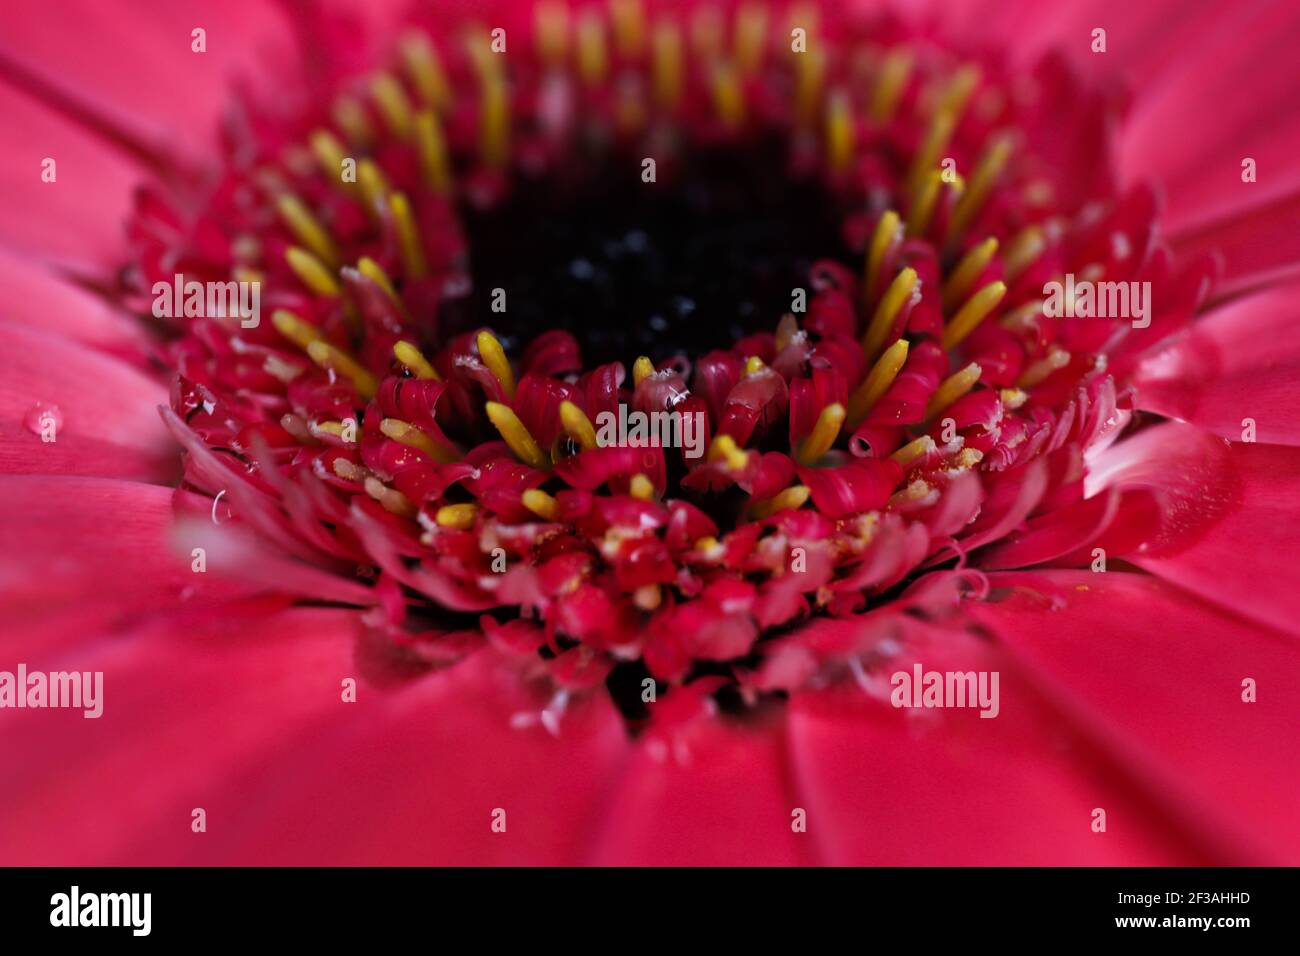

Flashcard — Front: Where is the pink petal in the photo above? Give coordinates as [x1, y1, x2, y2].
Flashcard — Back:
[1089, 421, 1300, 636]
[973, 569, 1300, 862]
[0, 320, 174, 481]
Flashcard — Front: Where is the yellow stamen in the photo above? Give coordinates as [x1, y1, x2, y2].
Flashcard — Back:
[906, 170, 942, 238]
[948, 134, 1013, 240]
[795, 402, 845, 467]
[356, 159, 389, 217]
[890, 434, 936, 468]
[333, 95, 373, 145]
[400, 33, 451, 111]
[370, 72, 414, 139]
[633, 583, 662, 612]
[393, 340, 440, 381]
[559, 400, 599, 450]
[775, 313, 799, 352]
[750, 485, 810, 519]
[1017, 348, 1070, 388]
[414, 111, 452, 194]
[862, 266, 918, 361]
[315, 420, 355, 442]
[734, 3, 768, 75]
[388, 193, 427, 279]
[476, 329, 515, 399]
[309, 130, 352, 191]
[825, 90, 854, 174]
[847, 338, 909, 425]
[1000, 298, 1045, 333]
[306, 340, 379, 399]
[889, 477, 934, 507]
[366, 477, 418, 518]
[652, 22, 684, 107]
[695, 535, 719, 552]
[864, 209, 902, 305]
[276, 194, 339, 268]
[870, 48, 913, 122]
[271, 308, 324, 350]
[576, 11, 608, 86]
[435, 503, 479, 530]
[522, 488, 559, 521]
[380, 418, 456, 463]
[905, 108, 956, 200]
[629, 473, 655, 500]
[794, 48, 826, 126]
[535, 2, 569, 65]
[708, 433, 749, 471]
[926, 362, 982, 419]
[284, 246, 341, 297]
[935, 64, 981, 119]
[480, 72, 509, 169]
[357, 256, 399, 302]
[632, 355, 656, 387]
[485, 401, 549, 469]
[1003, 225, 1046, 281]
[744, 355, 766, 375]
[331, 456, 365, 480]
[942, 280, 1007, 350]
[711, 63, 745, 128]
[610, 0, 646, 58]
[999, 387, 1029, 410]
[943, 237, 999, 313]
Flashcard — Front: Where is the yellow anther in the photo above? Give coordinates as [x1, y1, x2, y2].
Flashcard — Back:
[906, 170, 942, 238]
[652, 22, 684, 107]
[864, 209, 902, 305]
[889, 478, 934, 507]
[435, 503, 479, 530]
[480, 72, 509, 169]
[357, 256, 399, 301]
[576, 11, 608, 86]
[610, 0, 646, 58]
[629, 473, 655, 500]
[388, 192, 427, 280]
[306, 340, 379, 399]
[694, 535, 720, 552]
[308, 130, 352, 190]
[906, 108, 956, 199]
[862, 266, 918, 361]
[331, 456, 365, 481]
[522, 488, 560, 521]
[315, 420, 356, 443]
[634, 583, 663, 612]
[711, 63, 745, 128]
[999, 388, 1029, 411]
[847, 338, 909, 425]
[1017, 347, 1071, 388]
[276, 194, 339, 268]
[365, 477, 418, 518]
[370, 72, 414, 139]
[794, 48, 826, 125]
[271, 308, 324, 350]
[942, 280, 1007, 350]
[775, 313, 799, 352]
[1003, 225, 1047, 281]
[870, 48, 913, 122]
[795, 402, 845, 466]
[332, 95, 373, 145]
[476, 329, 515, 399]
[744, 355, 766, 375]
[734, 3, 769, 74]
[750, 485, 811, 519]
[393, 340, 441, 381]
[709, 433, 750, 471]
[825, 90, 854, 174]
[400, 33, 451, 111]
[285, 246, 341, 297]
[1000, 298, 1046, 333]
[355, 159, 389, 217]
[485, 401, 550, 470]
[632, 355, 656, 387]
[380, 418, 456, 463]
[535, 1, 569, 65]
[926, 362, 982, 419]
[943, 237, 999, 313]
[935, 64, 981, 119]
[949, 134, 1013, 240]
[559, 400, 599, 450]
[890, 435, 936, 468]
[414, 111, 452, 194]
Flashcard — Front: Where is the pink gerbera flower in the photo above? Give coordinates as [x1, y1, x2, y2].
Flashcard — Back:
[1, 0, 1297, 866]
